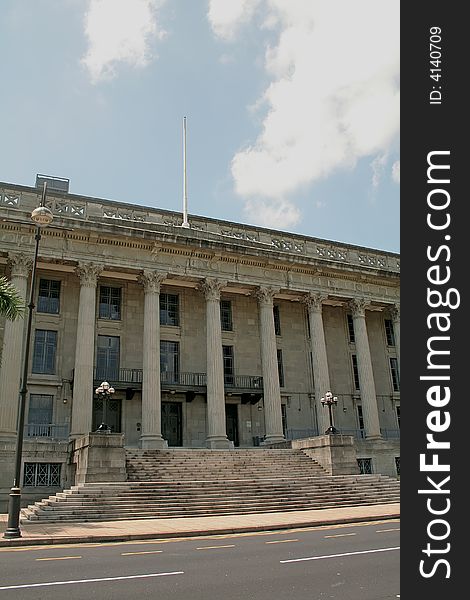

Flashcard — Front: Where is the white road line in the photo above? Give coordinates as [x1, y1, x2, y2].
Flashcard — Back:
[196, 544, 236, 550]
[121, 551, 164, 556]
[265, 539, 299, 545]
[376, 528, 400, 533]
[0, 571, 184, 591]
[35, 556, 82, 561]
[324, 533, 357, 538]
[280, 546, 400, 564]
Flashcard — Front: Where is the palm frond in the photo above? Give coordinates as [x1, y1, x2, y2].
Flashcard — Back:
[0, 276, 25, 320]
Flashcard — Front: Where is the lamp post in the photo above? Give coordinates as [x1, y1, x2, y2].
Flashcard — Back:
[95, 381, 115, 433]
[321, 390, 339, 435]
[4, 182, 53, 539]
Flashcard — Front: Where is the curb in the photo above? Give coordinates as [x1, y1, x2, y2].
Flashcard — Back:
[0, 512, 400, 547]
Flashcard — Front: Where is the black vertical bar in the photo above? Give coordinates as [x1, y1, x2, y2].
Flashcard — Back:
[401, 3, 465, 596]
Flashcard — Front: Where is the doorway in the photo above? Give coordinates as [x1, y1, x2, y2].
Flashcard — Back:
[162, 401, 183, 446]
[92, 397, 122, 433]
[225, 404, 239, 447]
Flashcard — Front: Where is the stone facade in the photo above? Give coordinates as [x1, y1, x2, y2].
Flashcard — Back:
[0, 181, 400, 509]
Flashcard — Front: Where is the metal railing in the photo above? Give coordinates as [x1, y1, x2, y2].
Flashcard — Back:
[286, 428, 319, 440]
[224, 374, 263, 389]
[24, 423, 69, 440]
[92, 368, 263, 390]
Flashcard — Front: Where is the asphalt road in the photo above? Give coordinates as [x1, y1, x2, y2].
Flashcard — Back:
[0, 520, 400, 600]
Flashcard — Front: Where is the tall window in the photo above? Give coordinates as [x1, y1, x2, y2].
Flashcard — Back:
[28, 394, 53, 425]
[277, 349, 285, 387]
[220, 300, 233, 331]
[351, 354, 360, 390]
[37, 279, 60, 314]
[96, 335, 120, 379]
[223, 345, 234, 384]
[357, 405, 364, 430]
[281, 404, 287, 438]
[385, 319, 396, 346]
[347, 314, 355, 343]
[273, 305, 281, 336]
[160, 340, 180, 383]
[160, 293, 179, 326]
[99, 286, 121, 320]
[390, 357, 400, 391]
[396, 405, 401, 428]
[32, 330, 57, 374]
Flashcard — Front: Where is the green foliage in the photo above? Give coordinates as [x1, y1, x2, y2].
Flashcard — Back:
[0, 276, 25, 320]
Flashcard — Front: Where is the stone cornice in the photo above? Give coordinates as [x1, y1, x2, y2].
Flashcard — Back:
[0, 182, 400, 277]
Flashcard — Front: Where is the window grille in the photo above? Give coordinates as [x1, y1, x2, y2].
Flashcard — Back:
[24, 463, 61, 487]
[357, 458, 372, 474]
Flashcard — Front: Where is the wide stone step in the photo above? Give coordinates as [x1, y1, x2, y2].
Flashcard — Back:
[23, 498, 397, 523]
[21, 449, 399, 524]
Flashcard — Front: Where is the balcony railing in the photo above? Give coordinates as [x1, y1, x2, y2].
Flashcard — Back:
[160, 372, 207, 387]
[224, 374, 263, 390]
[92, 368, 263, 391]
[24, 423, 69, 440]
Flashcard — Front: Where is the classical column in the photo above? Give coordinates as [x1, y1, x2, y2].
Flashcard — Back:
[349, 298, 381, 439]
[301, 293, 331, 434]
[137, 270, 167, 449]
[70, 262, 103, 438]
[390, 304, 400, 368]
[254, 286, 284, 443]
[0, 254, 32, 438]
[199, 278, 230, 448]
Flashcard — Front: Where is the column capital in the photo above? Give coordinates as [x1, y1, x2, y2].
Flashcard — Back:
[390, 303, 400, 321]
[138, 270, 167, 294]
[253, 286, 280, 306]
[74, 262, 103, 287]
[301, 292, 327, 312]
[348, 297, 369, 318]
[7, 252, 33, 278]
[199, 277, 226, 301]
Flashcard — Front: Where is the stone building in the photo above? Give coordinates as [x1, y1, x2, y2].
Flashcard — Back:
[0, 179, 400, 510]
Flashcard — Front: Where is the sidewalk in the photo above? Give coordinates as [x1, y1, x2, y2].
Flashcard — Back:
[0, 503, 399, 547]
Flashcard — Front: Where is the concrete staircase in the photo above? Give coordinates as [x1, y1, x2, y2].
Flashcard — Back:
[21, 449, 400, 523]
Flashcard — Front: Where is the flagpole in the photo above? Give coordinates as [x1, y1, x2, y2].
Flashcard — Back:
[182, 116, 189, 228]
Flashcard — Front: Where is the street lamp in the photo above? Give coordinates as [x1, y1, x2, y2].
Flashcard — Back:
[4, 182, 53, 539]
[321, 390, 339, 435]
[95, 381, 115, 433]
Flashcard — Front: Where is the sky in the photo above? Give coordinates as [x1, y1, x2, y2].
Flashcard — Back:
[0, 0, 399, 253]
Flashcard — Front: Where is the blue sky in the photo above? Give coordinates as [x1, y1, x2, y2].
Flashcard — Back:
[0, 0, 399, 253]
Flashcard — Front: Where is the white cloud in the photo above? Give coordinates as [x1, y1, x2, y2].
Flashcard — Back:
[243, 197, 301, 230]
[81, 0, 167, 84]
[392, 160, 400, 184]
[208, 0, 399, 225]
[207, 0, 262, 41]
[371, 153, 388, 189]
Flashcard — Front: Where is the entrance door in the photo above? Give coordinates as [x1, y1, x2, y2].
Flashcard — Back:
[92, 397, 122, 432]
[162, 402, 182, 446]
[225, 404, 239, 447]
